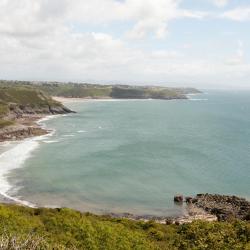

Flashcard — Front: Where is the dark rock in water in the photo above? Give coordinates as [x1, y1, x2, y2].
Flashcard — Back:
[192, 194, 250, 221]
[185, 197, 193, 203]
[174, 195, 184, 203]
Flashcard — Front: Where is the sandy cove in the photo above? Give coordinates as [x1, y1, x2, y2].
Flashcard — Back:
[52, 96, 112, 104]
[0, 99, 249, 224]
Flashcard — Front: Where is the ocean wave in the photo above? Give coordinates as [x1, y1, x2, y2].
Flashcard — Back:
[77, 130, 86, 133]
[189, 98, 208, 101]
[0, 136, 47, 207]
[0, 191, 36, 208]
[0, 115, 62, 207]
[83, 99, 154, 102]
[43, 140, 59, 144]
[37, 115, 57, 125]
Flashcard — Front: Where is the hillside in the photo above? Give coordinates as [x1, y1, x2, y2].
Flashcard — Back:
[0, 85, 73, 139]
[0, 204, 248, 249]
[0, 80, 201, 100]
[0, 86, 72, 116]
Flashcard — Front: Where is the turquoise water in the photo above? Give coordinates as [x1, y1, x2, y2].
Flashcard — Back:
[5, 91, 250, 216]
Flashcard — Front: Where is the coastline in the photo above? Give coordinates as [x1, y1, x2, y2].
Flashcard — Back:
[52, 96, 112, 103]
[0, 120, 219, 224]
[0, 115, 49, 142]
[52, 96, 157, 103]
[0, 114, 62, 207]
[0, 98, 249, 225]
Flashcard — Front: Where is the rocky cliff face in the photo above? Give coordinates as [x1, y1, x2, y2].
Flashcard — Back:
[0, 125, 47, 142]
[0, 104, 74, 141]
[7, 103, 73, 118]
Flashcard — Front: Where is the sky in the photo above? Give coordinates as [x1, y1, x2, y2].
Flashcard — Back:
[0, 0, 249, 89]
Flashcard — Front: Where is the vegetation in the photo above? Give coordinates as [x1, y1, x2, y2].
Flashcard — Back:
[0, 80, 201, 129]
[0, 84, 67, 128]
[0, 80, 200, 100]
[0, 204, 249, 249]
[0, 86, 62, 109]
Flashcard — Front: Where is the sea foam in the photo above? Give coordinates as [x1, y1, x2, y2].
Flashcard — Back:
[189, 98, 208, 101]
[0, 114, 63, 206]
[0, 137, 42, 206]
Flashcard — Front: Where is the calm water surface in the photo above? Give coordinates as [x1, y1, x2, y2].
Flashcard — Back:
[4, 90, 250, 216]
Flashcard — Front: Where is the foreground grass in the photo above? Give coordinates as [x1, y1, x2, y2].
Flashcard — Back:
[0, 204, 249, 249]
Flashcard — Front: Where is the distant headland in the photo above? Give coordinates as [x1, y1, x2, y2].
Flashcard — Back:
[0, 80, 200, 141]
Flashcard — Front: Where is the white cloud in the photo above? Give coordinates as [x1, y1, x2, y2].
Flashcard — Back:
[69, 0, 179, 39]
[225, 40, 245, 65]
[212, 0, 228, 7]
[221, 7, 250, 21]
[0, 0, 249, 88]
[0, 0, 207, 40]
[1, 26, 249, 88]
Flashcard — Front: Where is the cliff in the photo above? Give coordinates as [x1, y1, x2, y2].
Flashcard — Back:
[0, 86, 74, 140]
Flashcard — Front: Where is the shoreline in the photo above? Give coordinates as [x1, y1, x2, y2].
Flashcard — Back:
[52, 96, 192, 104]
[0, 114, 63, 207]
[0, 100, 249, 224]
[0, 115, 49, 143]
[0, 127, 249, 224]
[0, 127, 220, 224]
[53, 96, 112, 103]
[1, 192, 249, 224]
[52, 96, 158, 104]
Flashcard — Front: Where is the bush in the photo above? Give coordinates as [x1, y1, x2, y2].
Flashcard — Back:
[0, 204, 249, 249]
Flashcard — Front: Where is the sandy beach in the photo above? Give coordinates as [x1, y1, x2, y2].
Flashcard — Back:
[53, 96, 112, 103]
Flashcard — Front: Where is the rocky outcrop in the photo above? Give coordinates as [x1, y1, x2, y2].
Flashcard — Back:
[0, 103, 74, 142]
[0, 124, 47, 142]
[165, 205, 217, 225]
[49, 105, 74, 114]
[8, 103, 74, 117]
[190, 194, 250, 221]
[174, 195, 184, 203]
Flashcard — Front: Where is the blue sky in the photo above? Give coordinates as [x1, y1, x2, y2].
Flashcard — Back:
[0, 0, 249, 88]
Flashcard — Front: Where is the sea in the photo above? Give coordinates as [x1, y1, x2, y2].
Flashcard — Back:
[0, 90, 249, 217]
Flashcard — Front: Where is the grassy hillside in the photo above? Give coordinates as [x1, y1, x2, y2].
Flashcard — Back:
[0, 85, 71, 128]
[39, 83, 113, 98]
[0, 204, 249, 249]
[0, 80, 201, 100]
[0, 86, 60, 108]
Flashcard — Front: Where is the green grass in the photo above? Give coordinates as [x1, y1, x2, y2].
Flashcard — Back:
[0, 85, 66, 128]
[0, 86, 61, 108]
[0, 204, 249, 249]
